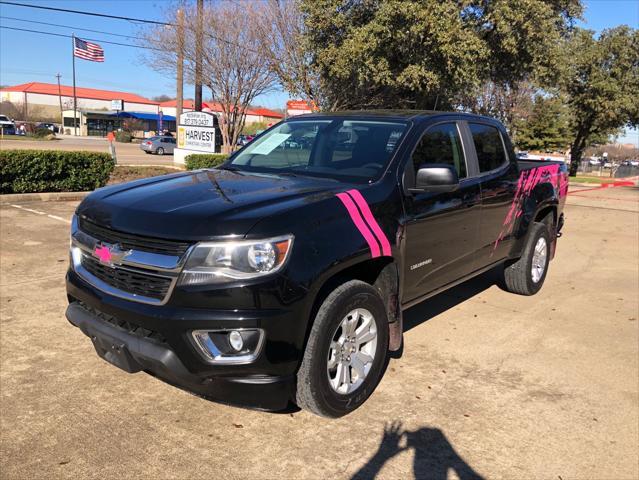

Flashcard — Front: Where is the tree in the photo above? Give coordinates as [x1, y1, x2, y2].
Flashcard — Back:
[515, 95, 571, 152]
[152, 95, 174, 103]
[300, 0, 582, 110]
[140, 2, 276, 152]
[459, 81, 536, 144]
[253, 0, 326, 109]
[193, 3, 277, 152]
[559, 26, 639, 176]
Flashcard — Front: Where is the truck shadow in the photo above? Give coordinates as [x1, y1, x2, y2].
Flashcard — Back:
[351, 421, 483, 480]
[403, 266, 502, 332]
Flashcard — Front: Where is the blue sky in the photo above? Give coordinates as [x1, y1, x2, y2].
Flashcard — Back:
[0, 0, 637, 141]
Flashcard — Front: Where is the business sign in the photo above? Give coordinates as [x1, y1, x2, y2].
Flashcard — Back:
[110, 99, 124, 111]
[177, 125, 215, 152]
[179, 111, 216, 127]
[286, 99, 317, 117]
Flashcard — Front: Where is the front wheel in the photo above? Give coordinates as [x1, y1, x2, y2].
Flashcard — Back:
[156, 147, 164, 155]
[296, 280, 389, 417]
[501, 222, 551, 295]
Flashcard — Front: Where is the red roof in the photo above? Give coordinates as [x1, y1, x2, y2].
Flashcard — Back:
[0, 82, 157, 105]
[160, 99, 283, 119]
[159, 99, 198, 108]
[248, 107, 284, 119]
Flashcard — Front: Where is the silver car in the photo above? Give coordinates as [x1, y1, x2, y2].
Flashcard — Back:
[140, 136, 176, 155]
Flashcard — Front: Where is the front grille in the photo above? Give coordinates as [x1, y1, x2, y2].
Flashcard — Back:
[81, 255, 173, 301]
[79, 217, 191, 257]
[76, 301, 168, 344]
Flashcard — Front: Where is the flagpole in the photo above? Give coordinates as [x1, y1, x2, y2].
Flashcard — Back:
[72, 34, 78, 136]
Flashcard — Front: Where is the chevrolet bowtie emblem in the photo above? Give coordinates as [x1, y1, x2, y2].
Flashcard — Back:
[93, 243, 132, 266]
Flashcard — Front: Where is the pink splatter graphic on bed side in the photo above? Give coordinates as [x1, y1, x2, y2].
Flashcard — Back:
[492, 164, 566, 254]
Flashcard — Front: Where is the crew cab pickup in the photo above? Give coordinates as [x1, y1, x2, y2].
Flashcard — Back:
[66, 111, 568, 417]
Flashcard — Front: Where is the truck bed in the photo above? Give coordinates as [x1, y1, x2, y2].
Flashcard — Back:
[518, 159, 565, 171]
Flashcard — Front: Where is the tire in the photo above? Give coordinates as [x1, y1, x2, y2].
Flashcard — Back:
[296, 280, 389, 418]
[156, 147, 164, 155]
[502, 222, 551, 296]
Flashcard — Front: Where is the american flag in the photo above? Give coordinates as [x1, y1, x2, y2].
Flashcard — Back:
[74, 37, 104, 62]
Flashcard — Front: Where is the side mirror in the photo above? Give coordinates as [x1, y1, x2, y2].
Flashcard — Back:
[410, 164, 460, 193]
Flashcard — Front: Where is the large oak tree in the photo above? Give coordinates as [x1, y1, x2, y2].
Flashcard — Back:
[300, 0, 582, 110]
[559, 26, 639, 175]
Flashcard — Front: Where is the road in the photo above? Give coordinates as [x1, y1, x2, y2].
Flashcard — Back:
[0, 135, 178, 166]
[1, 186, 637, 479]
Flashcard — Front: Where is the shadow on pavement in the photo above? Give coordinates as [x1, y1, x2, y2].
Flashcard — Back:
[403, 266, 502, 333]
[352, 421, 483, 480]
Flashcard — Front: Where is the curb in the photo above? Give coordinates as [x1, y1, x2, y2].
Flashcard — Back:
[0, 191, 90, 204]
[569, 180, 638, 189]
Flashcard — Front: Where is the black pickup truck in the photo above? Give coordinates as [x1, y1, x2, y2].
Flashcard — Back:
[66, 111, 568, 417]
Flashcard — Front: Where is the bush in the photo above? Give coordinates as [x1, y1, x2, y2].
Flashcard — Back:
[0, 150, 115, 194]
[185, 153, 228, 170]
[115, 131, 132, 143]
[31, 128, 51, 138]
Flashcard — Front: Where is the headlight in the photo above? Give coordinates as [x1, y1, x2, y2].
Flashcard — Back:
[178, 235, 294, 286]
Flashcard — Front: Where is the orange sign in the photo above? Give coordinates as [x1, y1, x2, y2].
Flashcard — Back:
[286, 100, 317, 111]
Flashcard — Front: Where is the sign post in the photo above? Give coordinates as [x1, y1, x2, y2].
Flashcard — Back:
[110, 99, 124, 131]
[173, 111, 219, 164]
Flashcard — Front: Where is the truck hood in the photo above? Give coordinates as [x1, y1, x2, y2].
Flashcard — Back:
[77, 169, 343, 240]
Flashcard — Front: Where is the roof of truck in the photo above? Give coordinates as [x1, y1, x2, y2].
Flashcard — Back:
[290, 110, 496, 122]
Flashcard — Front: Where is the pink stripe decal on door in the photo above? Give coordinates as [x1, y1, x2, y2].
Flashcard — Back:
[336, 192, 381, 258]
[346, 189, 392, 257]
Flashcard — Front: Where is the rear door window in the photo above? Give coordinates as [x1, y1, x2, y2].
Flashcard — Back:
[468, 123, 507, 173]
[411, 123, 467, 178]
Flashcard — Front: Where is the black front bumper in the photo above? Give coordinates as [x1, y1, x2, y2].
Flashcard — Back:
[66, 302, 295, 411]
[65, 270, 307, 411]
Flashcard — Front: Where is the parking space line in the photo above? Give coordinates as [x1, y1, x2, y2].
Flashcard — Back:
[10, 204, 45, 215]
[8, 204, 71, 224]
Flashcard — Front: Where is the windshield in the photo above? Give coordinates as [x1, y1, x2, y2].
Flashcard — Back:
[0, 115, 9, 122]
[227, 118, 409, 183]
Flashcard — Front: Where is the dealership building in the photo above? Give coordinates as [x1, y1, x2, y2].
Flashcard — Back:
[0, 82, 284, 136]
[158, 100, 284, 125]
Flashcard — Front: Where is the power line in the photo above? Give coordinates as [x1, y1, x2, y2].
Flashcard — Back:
[0, 15, 141, 40]
[0, 1, 173, 26]
[0, 26, 164, 52]
[0, 0, 261, 55]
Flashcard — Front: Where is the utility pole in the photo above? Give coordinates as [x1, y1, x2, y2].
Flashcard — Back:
[55, 73, 64, 130]
[176, 7, 184, 122]
[71, 34, 78, 136]
[194, 0, 203, 112]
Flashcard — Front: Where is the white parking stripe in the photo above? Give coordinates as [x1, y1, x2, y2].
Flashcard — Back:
[8, 204, 71, 224]
[10, 204, 45, 215]
[47, 214, 71, 223]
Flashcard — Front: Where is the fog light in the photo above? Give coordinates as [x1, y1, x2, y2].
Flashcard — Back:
[229, 331, 244, 351]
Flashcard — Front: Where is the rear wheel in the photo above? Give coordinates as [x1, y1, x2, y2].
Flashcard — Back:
[501, 222, 551, 295]
[296, 280, 389, 417]
[156, 147, 164, 155]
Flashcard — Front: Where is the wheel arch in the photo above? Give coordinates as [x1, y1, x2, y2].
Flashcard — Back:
[305, 257, 402, 354]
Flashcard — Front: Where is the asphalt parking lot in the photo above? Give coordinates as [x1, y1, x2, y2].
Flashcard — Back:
[1, 186, 637, 479]
[0, 136, 177, 166]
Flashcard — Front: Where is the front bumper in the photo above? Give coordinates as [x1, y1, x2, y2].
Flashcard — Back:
[66, 269, 307, 411]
